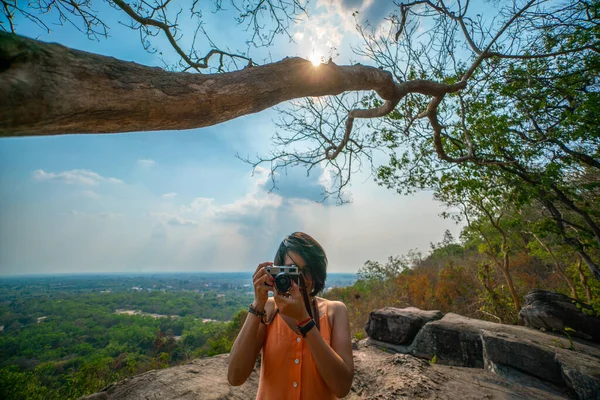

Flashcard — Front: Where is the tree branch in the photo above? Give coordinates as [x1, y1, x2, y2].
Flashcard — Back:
[1, 32, 473, 137]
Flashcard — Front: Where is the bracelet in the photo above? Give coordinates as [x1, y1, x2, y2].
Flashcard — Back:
[297, 317, 312, 327]
[297, 319, 315, 337]
[248, 304, 266, 318]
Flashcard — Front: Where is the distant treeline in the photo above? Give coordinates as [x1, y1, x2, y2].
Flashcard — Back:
[0, 285, 252, 399]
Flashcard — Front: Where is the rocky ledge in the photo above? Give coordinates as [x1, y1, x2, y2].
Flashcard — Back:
[82, 342, 572, 400]
[366, 305, 600, 400]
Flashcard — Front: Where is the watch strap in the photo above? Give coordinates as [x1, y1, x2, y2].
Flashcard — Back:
[297, 319, 315, 337]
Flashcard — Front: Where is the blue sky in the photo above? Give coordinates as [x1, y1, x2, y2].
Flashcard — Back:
[0, 0, 462, 275]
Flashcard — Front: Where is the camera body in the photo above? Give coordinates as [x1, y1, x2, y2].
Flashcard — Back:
[266, 265, 299, 293]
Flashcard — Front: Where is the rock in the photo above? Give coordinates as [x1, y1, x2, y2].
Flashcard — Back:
[365, 307, 443, 345]
[83, 344, 570, 400]
[481, 329, 562, 383]
[382, 311, 600, 399]
[410, 313, 500, 368]
[556, 352, 600, 400]
[519, 289, 600, 342]
[79, 354, 259, 400]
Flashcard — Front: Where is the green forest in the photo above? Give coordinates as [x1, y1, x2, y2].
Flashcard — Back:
[0, 278, 253, 399]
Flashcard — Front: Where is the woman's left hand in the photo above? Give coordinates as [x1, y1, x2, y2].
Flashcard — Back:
[273, 281, 310, 323]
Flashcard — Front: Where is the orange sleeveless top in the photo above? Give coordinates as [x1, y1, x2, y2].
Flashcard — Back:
[256, 302, 337, 400]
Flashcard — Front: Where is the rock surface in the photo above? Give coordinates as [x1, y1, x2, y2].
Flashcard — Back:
[365, 310, 600, 400]
[556, 352, 600, 400]
[81, 342, 570, 400]
[81, 354, 259, 400]
[409, 313, 493, 368]
[481, 329, 563, 383]
[364, 307, 443, 345]
[519, 289, 600, 342]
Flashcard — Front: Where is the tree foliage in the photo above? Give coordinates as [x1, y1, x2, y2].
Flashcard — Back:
[0, 279, 252, 399]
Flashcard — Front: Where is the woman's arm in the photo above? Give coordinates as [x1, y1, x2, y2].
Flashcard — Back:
[303, 301, 354, 397]
[227, 263, 275, 386]
[274, 283, 354, 397]
[227, 305, 267, 385]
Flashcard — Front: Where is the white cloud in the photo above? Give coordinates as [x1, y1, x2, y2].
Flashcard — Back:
[179, 197, 215, 216]
[9, 150, 462, 276]
[162, 192, 177, 200]
[80, 190, 101, 199]
[318, 163, 336, 194]
[167, 216, 198, 227]
[32, 169, 123, 186]
[68, 210, 120, 219]
[288, 0, 400, 67]
[138, 159, 156, 167]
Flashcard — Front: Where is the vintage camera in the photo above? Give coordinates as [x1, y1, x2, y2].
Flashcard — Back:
[266, 265, 299, 293]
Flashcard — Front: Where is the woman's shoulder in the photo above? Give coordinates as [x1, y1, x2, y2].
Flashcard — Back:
[317, 297, 348, 319]
[317, 296, 347, 308]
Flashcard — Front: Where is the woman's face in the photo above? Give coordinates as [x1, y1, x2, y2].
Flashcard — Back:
[283, 251, 313, 294]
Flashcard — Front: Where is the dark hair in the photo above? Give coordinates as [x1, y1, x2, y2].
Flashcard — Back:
[274, 232, 328, 296]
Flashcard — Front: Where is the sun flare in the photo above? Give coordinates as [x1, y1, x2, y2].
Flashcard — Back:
[309, 52, 323, 67]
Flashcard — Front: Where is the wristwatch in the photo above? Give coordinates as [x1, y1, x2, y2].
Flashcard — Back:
[297, 319, 315, 337]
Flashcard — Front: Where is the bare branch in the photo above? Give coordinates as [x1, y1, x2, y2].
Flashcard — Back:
[112, 0, 254, 72]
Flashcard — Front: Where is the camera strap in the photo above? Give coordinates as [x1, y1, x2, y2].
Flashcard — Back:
[299, 272, 320, 331]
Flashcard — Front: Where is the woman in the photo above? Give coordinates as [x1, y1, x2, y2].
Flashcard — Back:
[227, 232, 354, 399]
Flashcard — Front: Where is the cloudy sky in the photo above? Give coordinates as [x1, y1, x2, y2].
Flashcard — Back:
[0, 0, 462, 275]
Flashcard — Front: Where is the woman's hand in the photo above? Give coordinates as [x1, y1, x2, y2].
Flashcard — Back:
[273, 281, 310, 323]
[252, 262, 274, 311]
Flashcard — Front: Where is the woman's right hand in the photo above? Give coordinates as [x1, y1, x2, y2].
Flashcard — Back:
[252, 262, 275, 311]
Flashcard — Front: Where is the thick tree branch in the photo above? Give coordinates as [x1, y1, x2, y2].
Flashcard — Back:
[0, 32, 470, 137]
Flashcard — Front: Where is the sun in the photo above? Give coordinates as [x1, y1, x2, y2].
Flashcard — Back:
[309, 52, 323, 67]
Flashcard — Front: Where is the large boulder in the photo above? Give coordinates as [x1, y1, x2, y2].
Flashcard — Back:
[365, 307, 443, 345]
[368, 310, 600, 400]
[519, 289, 600, 342]
[409, 313, 499, 368]
[481, 329, 600, 400]
[481, 329, 563, 383]
[556, 351, 600, 400]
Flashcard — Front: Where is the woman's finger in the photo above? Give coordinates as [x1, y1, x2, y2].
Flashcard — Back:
[253, 261, 273, 274]
[253, 274, 273, 287]
[273, 292, 290, 305]
[253, 262, 272, 279]
[289, 281, 303, 300]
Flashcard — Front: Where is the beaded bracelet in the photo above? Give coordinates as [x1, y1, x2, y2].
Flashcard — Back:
[248, 303, 266, 318]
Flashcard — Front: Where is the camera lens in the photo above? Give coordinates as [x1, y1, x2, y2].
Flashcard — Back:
[274, 272, 291, 292]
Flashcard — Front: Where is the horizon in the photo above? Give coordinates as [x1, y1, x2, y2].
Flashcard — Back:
[0, 271, 358, 278]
